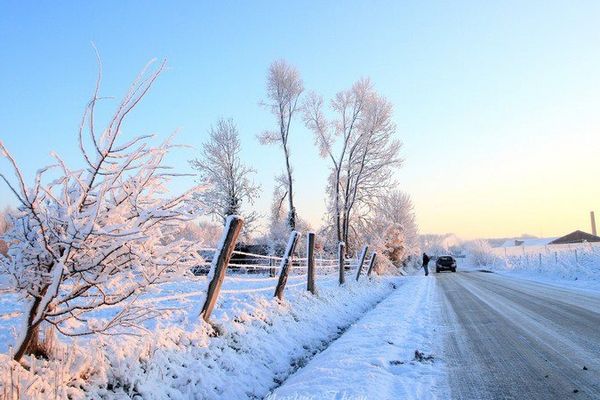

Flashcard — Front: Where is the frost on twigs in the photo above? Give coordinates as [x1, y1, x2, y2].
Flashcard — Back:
[258, 60, 304, 231]
[302, 78, 404, 255]
[0, 58, 202, 361]
[189, 119, 259, 238]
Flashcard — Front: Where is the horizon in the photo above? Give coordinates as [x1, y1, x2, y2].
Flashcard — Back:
[2, 1, 599, 240]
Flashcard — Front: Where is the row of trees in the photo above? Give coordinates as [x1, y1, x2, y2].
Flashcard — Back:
[191, 60, 418, 263]
[0, 57, 418, 362]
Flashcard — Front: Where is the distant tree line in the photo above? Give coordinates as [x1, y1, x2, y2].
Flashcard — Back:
[190, 60, 418, 264]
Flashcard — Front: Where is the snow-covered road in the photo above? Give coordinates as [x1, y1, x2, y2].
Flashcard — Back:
[268, 276, 449, 400]
[439, 271, 600, 399]
[269, 270, 600, 400]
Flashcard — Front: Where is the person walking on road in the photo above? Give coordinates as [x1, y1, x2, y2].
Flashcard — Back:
[422, 253, 431, 276]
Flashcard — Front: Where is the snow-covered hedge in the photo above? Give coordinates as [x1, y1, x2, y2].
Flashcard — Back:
[465, 240, 497, 267]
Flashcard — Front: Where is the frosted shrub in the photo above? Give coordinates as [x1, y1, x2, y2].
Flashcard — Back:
[0, 59, 201, 362]
[467, 240, 497, 267]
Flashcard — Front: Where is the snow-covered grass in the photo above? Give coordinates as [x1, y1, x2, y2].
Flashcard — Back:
[0, 273, 398, 399]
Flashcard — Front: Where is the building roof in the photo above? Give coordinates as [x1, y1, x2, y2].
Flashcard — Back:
[548, 230, 600, 245]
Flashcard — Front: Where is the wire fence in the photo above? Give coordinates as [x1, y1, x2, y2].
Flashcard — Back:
[195, 219, 379, 321]
[491, 241, 600, 258]
[193, 248, 355, 285]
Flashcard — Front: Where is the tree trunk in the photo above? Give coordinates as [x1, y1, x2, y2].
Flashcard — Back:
[13, 296, 43, 362]
[284, 145, 296, 230]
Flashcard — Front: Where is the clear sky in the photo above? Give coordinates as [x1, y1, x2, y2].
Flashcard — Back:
[1, 1, 599, 239]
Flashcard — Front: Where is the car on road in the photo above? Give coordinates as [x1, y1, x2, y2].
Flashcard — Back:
[436, 255, 457, 273]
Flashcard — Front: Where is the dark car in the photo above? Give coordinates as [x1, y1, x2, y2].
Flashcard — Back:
[436, 255, 457, 273]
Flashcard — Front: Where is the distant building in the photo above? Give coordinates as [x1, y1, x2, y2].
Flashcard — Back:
[548, 230, 600, 245]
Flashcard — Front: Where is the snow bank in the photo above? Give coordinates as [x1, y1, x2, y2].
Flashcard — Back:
[269, 276, 449, 400]
[0, 277, 397, 399]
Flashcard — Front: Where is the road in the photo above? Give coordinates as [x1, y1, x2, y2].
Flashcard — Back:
[439, 271, 600, 399]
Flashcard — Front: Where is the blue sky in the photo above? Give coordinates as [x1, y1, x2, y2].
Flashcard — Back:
[1, 1, 600, 238]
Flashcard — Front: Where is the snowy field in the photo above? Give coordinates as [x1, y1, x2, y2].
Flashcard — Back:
[0, 269, 401, 399]
[3, 246, 598, 399]
[0, 272, 312, 354]
[467, 243, 600, 293]
[491, 241, 600, 257]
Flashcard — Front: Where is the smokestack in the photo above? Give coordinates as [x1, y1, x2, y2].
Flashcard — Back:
[591, 211, 597, 236]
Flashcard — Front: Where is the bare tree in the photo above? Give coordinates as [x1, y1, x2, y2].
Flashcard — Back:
[303, 78, 402, 253]
[190, 118, 259, 237]
[0, 59, 201, 362]
[258, 60, 304, 230]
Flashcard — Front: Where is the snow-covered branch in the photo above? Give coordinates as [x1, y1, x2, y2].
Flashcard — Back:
[190, 118, 260, 239]
[259, 59, 304, 231]
[0, 59, 202, 362]
[303, 78, 403, 253]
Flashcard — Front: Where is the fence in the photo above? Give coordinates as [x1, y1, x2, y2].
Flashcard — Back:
[485, 241, 600, 282]
[491, 242, 600, 267]
[198, 216, 380, 322]
[491, 241, 600, 257]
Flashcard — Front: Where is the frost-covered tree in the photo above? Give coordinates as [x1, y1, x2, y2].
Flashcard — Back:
[257, 179, 311, 256]
[177, 220, 223, 248]
[419, 233, 463, 256]
[0, 59, 201, 362]
[258, 60, 304, 231]
[365, 191, 419, 272]
[466, 239, 497, 267]
[190, 118, 259, 236]
[303, 78, 402, 253]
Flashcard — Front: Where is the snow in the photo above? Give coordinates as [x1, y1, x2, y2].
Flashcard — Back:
[498, 237, 556, 248]
[466, 242, 600, 292]
[0, 272, 398, 399]
[268, 276, 449, 400]
[4, 238, 599, 399]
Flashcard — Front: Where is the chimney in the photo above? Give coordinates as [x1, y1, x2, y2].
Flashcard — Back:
[591, 211, 597, 236]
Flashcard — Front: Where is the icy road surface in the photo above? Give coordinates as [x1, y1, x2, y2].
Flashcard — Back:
[439, 271, 600, 399]
[270, 271, 600, 400]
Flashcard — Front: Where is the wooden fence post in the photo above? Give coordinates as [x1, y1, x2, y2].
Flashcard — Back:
[307, 232, 316, 294]
[274, 231, 301, 300]
[269, 258, 275, 277]
[200, 215, 244, 322]
[338, 242, 345, 285]
[355, 245, 369, 281]
[366, 252, 377, 276]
